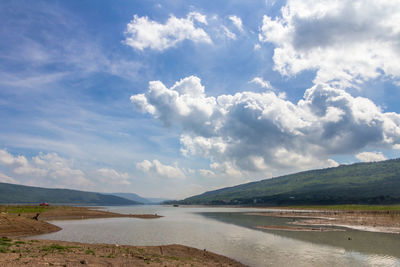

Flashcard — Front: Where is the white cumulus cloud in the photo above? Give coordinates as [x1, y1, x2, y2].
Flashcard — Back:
[124, 12, 212, 51]
[131, 76, 400, 177]
[356, 151, 387, 162]
[0, 149, 91, 188]
[136, 159, 185, 179]
[259, 0, 400, 88]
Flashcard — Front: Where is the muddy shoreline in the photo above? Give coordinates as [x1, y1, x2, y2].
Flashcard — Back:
[247, 209, 400, 233]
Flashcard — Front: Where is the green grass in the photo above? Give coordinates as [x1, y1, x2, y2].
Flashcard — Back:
[85, 249, 95, 255]
[284, 204, 400, 211]
[41, 244, 80, 252]
[0, 205, 53, 214]
[0, 237, 12, 253]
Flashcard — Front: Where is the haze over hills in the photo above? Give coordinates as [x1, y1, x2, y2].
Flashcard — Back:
[0, 182, 140, 205]
[108, 193, 170, 204]
[175, 158, 400, 205]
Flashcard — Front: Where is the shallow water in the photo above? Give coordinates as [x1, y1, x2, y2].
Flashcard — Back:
[32, 205, 400, 267]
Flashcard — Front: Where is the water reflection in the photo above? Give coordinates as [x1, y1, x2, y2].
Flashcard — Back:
[32, 205, 400, 267]
[200, 211, 400, 259]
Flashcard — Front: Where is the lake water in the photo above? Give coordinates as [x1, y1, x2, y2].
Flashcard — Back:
[32, 205, 400, 267]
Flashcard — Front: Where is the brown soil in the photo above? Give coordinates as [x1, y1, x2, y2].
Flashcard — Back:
[0, 206, 161, 238]
[0, 238, 246, 267]
[247, 210, 400, 233]
[19, 206, 162, 221]
[0, 214, 61, 237]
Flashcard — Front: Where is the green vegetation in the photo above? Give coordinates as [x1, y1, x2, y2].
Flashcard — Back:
[85, 249, 95, 255]
[176, 158, 400, 206]
[41, 244, 79, 252]
[0, 182, 140, 205]
[0, 205, 54, 214]
[0, 237, 13, 253]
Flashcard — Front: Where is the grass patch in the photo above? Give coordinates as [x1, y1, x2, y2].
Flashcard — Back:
[0, 237, 13, 252]
[41, 244, 79, 252]
[85, 249, 95, 255]
[285, 204, 400, 211]
[0, 205, 54, 214]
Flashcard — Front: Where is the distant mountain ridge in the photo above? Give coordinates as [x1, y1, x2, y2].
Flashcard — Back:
[176, 158, 400, 205]
[109, 193, 170, 204]
[0, 182, 140, 205]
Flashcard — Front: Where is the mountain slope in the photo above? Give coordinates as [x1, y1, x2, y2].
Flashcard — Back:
[0, 182, 140, 205]
[180, 159, 400, 205]
[109, 193, 149, 204]
[109, 193, 170, 204]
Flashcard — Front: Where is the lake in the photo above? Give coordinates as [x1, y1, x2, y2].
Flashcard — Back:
[32, 205, 400, 267]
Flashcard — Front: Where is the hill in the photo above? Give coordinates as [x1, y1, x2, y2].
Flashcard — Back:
[178, 159, 400, 205]
[109, 193, 149, 204]
[109, 193, 170, 204]
[0, 182, 140, 205]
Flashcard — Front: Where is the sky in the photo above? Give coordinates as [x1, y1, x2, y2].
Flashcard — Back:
[1, 0, 400, 199]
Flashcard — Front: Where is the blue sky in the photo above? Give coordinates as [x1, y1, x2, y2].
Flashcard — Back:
[1, 0, 400, 199]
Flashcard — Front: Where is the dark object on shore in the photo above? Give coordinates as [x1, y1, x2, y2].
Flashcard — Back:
[173, 204, 179, 207]
[32, 213, 40, 221]
[39, 202, 49, 206]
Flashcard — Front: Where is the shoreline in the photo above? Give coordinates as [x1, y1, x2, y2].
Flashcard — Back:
[246, 209, 400, 234]
[0, 205, 246, 266]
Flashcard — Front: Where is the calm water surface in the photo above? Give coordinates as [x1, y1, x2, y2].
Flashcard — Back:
[33, 205, 400, 267]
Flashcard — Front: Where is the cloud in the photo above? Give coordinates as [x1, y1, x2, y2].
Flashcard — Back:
[259, 0, 400, 88]
[136, 159, 185, 179]
[97, 168, 130, 185]
[221, 26, 237, 40]
[198, 169, 216, 177]
[0, 172, 18, 184]
[0, 149, 92, 188]
[356, 151, 387, 162]
[131, 76, 400, 177]
[124, 12, 212, 51]
[250, 77, 273, 89]
[229, 15, 244, 32]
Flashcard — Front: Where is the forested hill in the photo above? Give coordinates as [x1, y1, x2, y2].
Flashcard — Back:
[178, 158, 400, 205]
[0, 182, 140, 205]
